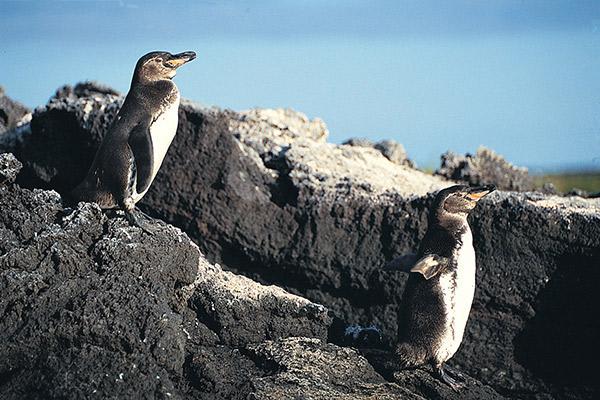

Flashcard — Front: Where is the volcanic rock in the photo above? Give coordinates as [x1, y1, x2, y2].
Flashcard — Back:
[52, 81, 121, 100]
[1, 85, 599, 399]
[247, 337, 505, 400]
[436, 146, 536, 191]
[0, 87, 30, 135]
[343, 137, 414, 167]
[0, 152, 506, 399]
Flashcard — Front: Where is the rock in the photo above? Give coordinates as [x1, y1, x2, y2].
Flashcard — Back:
[0, 154, 328, 399]
[0, 170, 198, 398]
[392, 367, 506, 400]
[189, 258, 331, 347]
[565, 188, 599, 198]
[339, 324, 384, 348]
[234, 108, 328, 150]
[0, 88, 122, 191]
[0, 152, 503, 399]
[436, 146, 535, 191]
[52, 81, 121, 100]
[0, 153, 22, 184]
[375, 140, 414, 167]
[246, 337, 506, 400]
[541, 182, 559, 195]
[2, 84, 599, 399]
[246, 337, 411, 399]
[282, 139, 444, 196]
[343, 137, 375, 147]
[456, 192, 600, 399]
[0, 87, 30, 135]
[343, 137, 414, 167]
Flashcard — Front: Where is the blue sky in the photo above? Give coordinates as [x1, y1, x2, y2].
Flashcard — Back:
[1, 0, 600, 172]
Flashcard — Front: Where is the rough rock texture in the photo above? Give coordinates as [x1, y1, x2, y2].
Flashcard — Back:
[344, 137, 415, 167]
[0, 167, 199, 399]
[436, 146, 536, 191]
[0, 87, 30, 135]
[248, 337, 505, 400]
[0, 153, 22, 184]
[247, 337, 412, 400]
[1, 85, 599, 399]
[0, 84, 122, 192]
[52, 81, 122, 100]
[189, 259, 330, 347]
[0, 153, 503, 399]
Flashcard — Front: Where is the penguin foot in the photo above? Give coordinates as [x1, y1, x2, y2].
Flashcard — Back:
[124, 210, 155, 235]
[434, 364, 464, 391]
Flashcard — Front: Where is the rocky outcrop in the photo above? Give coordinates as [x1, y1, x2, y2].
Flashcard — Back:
[52, 81, 121, 100]
[248, 337, 505, 400]
[0, 152, 504, 399]
[436, 147, 536, 192]
[343, 137, 414, 167]
[1, 84, 598, 399]
[0, 87, 30, 135]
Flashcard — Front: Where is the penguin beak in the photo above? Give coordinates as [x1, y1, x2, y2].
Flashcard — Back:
[465, 184, 496, 201]
[165, 51, 197, 68]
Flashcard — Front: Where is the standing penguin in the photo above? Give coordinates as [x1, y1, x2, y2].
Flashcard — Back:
[71, 50, 196, 229]
[385, 184, 495, 390]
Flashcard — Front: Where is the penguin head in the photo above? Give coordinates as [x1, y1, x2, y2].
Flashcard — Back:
[433, 184, 496, 220]
[133, 51, 196, 83]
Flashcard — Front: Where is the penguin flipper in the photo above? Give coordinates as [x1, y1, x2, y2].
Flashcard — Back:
[383, 253, 418, 272]
[127, 118, 154, 195]
[410, 254, 449, 279]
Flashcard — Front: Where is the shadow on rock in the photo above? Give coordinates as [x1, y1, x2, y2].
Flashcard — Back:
[514, 251, 600, 389]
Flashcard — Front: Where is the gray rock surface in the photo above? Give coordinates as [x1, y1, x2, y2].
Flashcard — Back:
[52, 81, 121, 100]
[189, 258, 331, 347]
[343, 137, 414, 167]
[247, 337, 505, 400]
[0, 87, 30, 135]
[0, 153, 22, 184]
[247, 337, 416, 400]
[0, 152, 503, 399]
[1, 85, 599, 399]
[436, 146, 536, 191]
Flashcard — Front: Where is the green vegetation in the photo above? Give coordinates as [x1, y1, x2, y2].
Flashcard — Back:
[534, 172, 600, 194]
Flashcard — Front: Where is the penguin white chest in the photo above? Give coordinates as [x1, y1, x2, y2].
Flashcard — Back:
[435, 228, 476, 363]
[132, 94, 179, 202]
[149, 94, 180, 178]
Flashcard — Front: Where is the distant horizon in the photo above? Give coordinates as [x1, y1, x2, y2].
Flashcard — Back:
[2, 1, 599, 173]
[4, 71, 599, 175]
[2, 80, 598, 175]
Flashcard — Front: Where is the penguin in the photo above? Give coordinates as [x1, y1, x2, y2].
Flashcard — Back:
[384, 184, 495, 390]
[71, 50, 196, 230]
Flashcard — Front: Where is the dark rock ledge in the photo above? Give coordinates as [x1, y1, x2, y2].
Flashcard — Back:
[0, 152, 504, 399]
[1, 83, 599, 399]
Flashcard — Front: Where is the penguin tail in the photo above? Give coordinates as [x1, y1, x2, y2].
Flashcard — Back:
[395, 342, 428, 369]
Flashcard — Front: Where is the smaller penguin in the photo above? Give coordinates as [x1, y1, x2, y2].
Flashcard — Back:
[71, 50, 196, 231]
[385, 184, 495, 390]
